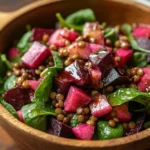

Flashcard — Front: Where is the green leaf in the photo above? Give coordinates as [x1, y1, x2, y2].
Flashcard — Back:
[22, 103, 55, 131]
[56, 13, 83, 32]
[33, 72, 56, 107]
[108, 88, 150, 107]
[144, 121, 150, 129]
[41, 51, 63, 76]
[0, 98, 18, 119]
[104, 28, 118, 43]
[121, 24, 150, 53]
[70, 114, 81, 127]
[95, 121, 123, 140]
[4, 75, 16, 91]
[1, 54, 12, 70]
[65, 8, 96, 25]
[17, 31, 32, 54]
[11, 56, 21, 62]
[129, 52, 147, 67]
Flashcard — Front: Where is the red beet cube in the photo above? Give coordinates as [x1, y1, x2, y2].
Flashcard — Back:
[8, 47, 20, 60]
[28, 80, 40, 91]
[90, 94, 112, 117]
[21, 42, 51, 68]
[64, 86, 91, 112]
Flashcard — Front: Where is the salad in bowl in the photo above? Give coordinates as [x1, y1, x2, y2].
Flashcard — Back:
[1, 8, 150, 140]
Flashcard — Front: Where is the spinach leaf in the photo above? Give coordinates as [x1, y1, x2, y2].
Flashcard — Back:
[41, 51, 63, 76]
[104, 28, 118, 44]
[33, 72, 56, 107]
[56, 13, 83, 32]
[1, 54, 12, 70]
[109, 88, 150, 106]
[144, 121, 150, 129]
[0, 77, 5, 95]
[65, 8, 96, 25]
[129, 52, 147, 67]
[4, 75, 16, 91]
[11, 56, 21, 62]
[22, 103, 55, 131]
[121, 24, 150, 53]
[17, 31, 32, 54]
[0, 98, 18, 119]
[70, 114, 81, 127]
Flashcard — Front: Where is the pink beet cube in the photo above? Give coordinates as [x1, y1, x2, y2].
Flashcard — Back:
[90, 94, 112, 117]
[64, 86, 91, 112]
[8, 47, 20, 60]
[28, 80, 40, 91]
[114, 104, 131, 122]
[115, 48, 133, 67]
[72, 124, 94, 140]
[30, 28, 54, 42]
[138, 68, 150, 92]
[67, 42, 92, 59]
[21, 42, 51, 68]
[89, 43, 112, 53]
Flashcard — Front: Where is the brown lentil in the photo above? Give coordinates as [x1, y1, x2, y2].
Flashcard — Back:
[119, 36, 128, 41]
[120, 41, 130, 49]
[108, 119, 116, 128]
[122, 123, 128, 129]
[91, 90, 99, 96]
[39, 65, 45, 71]
[42, 34, 49, 43]
[99, 82, 104, 89]
[55, 103, 59, 108]
[89, 38, 96, 43]
[64, 59, 72, 66]
[22, 80, 30, 89]
[113, 117, 119, 123]
[90, 116, 98, 122]
[76, 36, 83, 42]
[16, 77, 25, 84]
[129, 83, 137, 89]
[35, 69, 41, 75]
[63, 117, 69, 124]
[50, 44, 57, 51]
[86, 120, 95, 126]
[133, 75, 140, 83]
[137, 68, 144, 76]
[84, 107, 90, 115]
[128, 121, 136, 129]
[131, 69, 137, 76]
[67, 113, 73, 119]
[6, 71, 12, 77]
[77, 107, 84, 115]
[55, 108, 62, 115]
[13, 62, 20, 68]
[56, 94, 64, 101]
[62, 110, 67, 116]
[58, 100, 64, 108]
[106, 86, 114, 92]
[48, 61, 54, 67]
[106, 39, 112, 46]
[65, 40, 70, 46]
[115, 40, 121, 48]
[62, 49, 69, 57]
[126, 69, 132, 76]
[115, 56, 121, 63]
[110, 111, 117, 118]
[71, 54, 79, 60]
[22, 72, 28, 79]
[77, 115, 85, 123]
[14, 69, 21, 76]
[57, 114, 65, 121]
[78, 41, 86, 48]
[52, 100, 57, 107]
[113, 48, 118, 54]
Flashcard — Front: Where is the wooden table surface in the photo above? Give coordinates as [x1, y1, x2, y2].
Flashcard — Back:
[0, 1, 36, 149]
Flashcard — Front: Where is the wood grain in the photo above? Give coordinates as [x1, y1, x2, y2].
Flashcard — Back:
[0, 0, 150, 150]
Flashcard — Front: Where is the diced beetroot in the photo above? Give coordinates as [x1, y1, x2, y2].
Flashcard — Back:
[102, 69, 129, 87]
[30, 28, 54, 42]
[64, 86, 92, 112]
[114, 104, 131, 122]
[72, 124, 94, 140]
[138, 68, 150, 92]
[17, 110, 24, 123]
[132, 25, 150, 38]
[89, 68, 101, 88]
[65, 60, 90, 86]
[8, 47, 20, 60]
[90, 94, 112, 117]
[55, 71, 75, 95]
[47, 117, 74, 138]
[21, 42, 51, 68]
[67, 42, 92, 60]
[48, 29, 78, 47]
[83, 22, 104, 45]
[28, 80, 40, 91]
[89, 50, 115, 78]
[2, 87, 33, 110]
[89, 43, 112, 53]
[115, 48, 133, 67]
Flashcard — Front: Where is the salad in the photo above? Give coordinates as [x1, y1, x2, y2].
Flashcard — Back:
[1, 8, 150, 140]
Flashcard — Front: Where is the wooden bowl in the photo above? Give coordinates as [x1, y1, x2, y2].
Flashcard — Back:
[0, 0, 150, 150]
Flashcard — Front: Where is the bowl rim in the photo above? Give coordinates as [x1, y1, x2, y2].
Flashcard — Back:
[1, 0, 150, 148]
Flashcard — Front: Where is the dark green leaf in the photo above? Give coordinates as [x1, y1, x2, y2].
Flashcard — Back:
[41, 51, 63, 76]
[1, 54, 12, 70]
[65, 8, 96, 25]
[0, 98, 18, 119]
[4, 75, 16, 91]
[17, 31, 32, 54]
[56, 13, 83, 32]
[70, 114, 81, 127]
[109, 88, 150, 106]
[95, 121, 123, 140]
[144, 121, 150, 129]
[129, 52, 147, 67]
[121, 24, 150, 53]
[22, 103, 55, 131]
